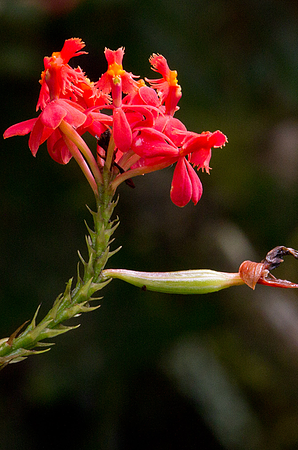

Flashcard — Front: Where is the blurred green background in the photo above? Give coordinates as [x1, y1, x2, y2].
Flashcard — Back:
[2, 0, 298, 448]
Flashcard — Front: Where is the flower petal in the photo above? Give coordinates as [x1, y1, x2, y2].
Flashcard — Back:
[60, 100, 87, 128]
[47, 131, 72, 164]
[113, 108, 132, 152]
[105, 47, 125, 66]
[170, 157, 192, 207]
[155, 116, 187, 145]
[3, 118, 37, 138]
[40, 102, 67, 129]
[131, 155, 175, 168]
[60, 38, 86, 63]
[149, 53, 171, 79]
[189, 148, 212, 172]
[28, 117, 45, 156]
[208, 130, 228, 148]
[132, 128, 178, 158]
[138, 86, 160, 106]
[185, 159, 203, 205]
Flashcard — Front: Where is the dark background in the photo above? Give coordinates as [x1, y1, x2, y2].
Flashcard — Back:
[1, 0, 298, 448]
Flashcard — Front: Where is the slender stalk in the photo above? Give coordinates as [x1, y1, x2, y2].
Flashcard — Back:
[117, 151, 140, 171]
[59, 120, 103, 186]
[111, 159, 175, 190]
[104, 133, 116, 172]
[62, 134, 99, 196]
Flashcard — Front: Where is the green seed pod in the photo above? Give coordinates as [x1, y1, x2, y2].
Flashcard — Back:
[102, 268, 244, 294]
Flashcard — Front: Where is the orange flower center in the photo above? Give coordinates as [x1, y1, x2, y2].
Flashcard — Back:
[107, 62, 126, 78]
[168, 70, 179, 86]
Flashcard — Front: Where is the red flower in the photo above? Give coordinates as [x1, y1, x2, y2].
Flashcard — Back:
[3, 39, 102, 194]
[37, 38, 87, 110]
[4, 39, 228, 204]
[96, 48, 145, 153]
[97, 48, 139, 101]
[182, 130, 228, 172]
[4, 38, 90, 164]
[147, 54, 182, 115]
[4, 99, 87, 163]
[130, 122, 227, 207]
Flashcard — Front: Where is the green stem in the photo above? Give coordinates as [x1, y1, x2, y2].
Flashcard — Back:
[0, 183, 118, 368]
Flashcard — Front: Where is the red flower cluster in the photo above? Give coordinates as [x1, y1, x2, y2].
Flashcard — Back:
[4, 38, 227, 206]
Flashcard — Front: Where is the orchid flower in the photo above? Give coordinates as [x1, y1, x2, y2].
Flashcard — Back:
[4, 38, 102, 194]
[95, 47, 139, 155]
[147, 53, 182, 116]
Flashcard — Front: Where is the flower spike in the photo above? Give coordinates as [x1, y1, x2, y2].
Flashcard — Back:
[4, 39, 227, 206]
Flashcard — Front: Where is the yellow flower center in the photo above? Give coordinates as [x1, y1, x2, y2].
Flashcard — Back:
[107, 62, 126, 78]
[168, 70, 178, 86]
